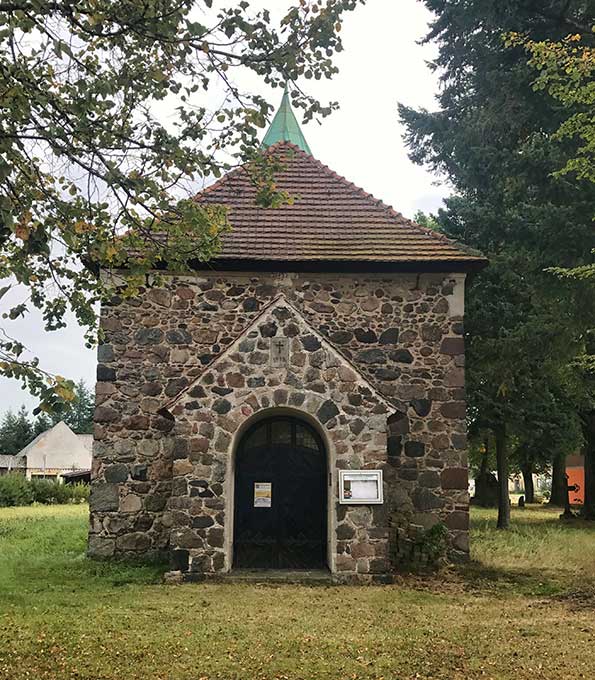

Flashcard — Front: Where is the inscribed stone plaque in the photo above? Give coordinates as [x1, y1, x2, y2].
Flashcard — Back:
[270, 337, 290, 367]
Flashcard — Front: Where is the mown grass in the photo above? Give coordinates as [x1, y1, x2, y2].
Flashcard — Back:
[0, 504, 594, 680]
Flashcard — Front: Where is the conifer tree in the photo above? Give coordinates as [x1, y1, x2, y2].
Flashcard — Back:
[57, 380, 94, 434]
[0, 0, 362, 412]
[399, 0, 595, 527]
[0, 406, 34, 455]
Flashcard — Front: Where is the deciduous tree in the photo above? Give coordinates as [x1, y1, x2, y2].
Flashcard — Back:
[0, 0, 362, 412]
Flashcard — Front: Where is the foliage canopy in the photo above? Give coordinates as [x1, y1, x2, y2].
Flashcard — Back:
[0, 0, 362, 411]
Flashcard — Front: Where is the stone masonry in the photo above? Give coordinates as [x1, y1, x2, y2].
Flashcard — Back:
[89, 270, 470, 582]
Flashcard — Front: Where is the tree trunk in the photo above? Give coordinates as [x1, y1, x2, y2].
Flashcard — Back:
[581, 412, 595, 520]
[549, 452, 567, 507]
[474, 437, 492, 507]
[480, 438, 489, 476]
[495, 426, 510, 529]
[521, 462, 534, 504]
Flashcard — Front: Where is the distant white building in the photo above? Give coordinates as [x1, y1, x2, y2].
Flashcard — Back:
[0, 454, 25, 475]
[14, 421, 92, 481]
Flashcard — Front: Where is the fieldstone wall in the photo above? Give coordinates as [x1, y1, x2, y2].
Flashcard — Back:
[167, 297, 395, 582]
[89, 270, 469, 578]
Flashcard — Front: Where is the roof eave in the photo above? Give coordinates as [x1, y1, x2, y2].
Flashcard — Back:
[174, 256, 489, 275]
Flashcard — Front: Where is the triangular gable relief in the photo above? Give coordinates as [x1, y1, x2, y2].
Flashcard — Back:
[163, 294, 394, 416]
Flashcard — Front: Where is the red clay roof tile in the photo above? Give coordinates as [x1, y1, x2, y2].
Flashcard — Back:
[195, 142, 485, 267]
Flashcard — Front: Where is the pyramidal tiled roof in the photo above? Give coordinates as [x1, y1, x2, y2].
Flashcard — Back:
[195, 142, 486, 268]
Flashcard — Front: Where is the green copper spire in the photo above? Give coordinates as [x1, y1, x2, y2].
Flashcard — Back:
[261, 87, 312, 154]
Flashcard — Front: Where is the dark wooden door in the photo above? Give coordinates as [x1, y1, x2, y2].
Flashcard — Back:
[233, 417, 327, 569]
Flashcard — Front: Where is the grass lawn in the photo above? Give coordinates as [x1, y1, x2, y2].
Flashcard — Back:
[1, 505, 594, 680]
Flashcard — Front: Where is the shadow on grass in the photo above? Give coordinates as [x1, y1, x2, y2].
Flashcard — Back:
[454, 560, 567, 597]
[455, 505, 595, 603]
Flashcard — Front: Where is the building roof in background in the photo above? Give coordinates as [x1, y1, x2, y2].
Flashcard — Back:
[195, 141, 486, 269]
[76, 434, 93, 453]
[15, 429, 47, 460]
[0, 454, 25, 469]
[61, 469, 91, 482]
[15, 421, 81, 460]
[15, 421, 92, 470]
[261, 88, 312, 155]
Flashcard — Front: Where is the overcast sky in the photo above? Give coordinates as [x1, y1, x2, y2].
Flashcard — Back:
[0, 0, 448, 417]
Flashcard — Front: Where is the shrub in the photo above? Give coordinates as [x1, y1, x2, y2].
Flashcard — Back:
[69, 482, 90, 504]
[394, 521, 449, 572]
[0, 473, 34, 507]
[30, 478, 71, 505]
[0, 475, 90, 507]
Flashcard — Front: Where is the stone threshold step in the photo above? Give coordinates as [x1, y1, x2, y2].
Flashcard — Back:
[202, 568, 333, 585]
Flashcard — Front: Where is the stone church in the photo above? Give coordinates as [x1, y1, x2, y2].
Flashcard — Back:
[88, 91, 486, 583]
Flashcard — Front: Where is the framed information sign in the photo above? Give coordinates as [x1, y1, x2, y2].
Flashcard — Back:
[338, 470, 383, 505]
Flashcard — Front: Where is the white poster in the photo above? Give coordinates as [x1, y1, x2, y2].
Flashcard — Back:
[254, 482, 272, 508]
[350, 478, 379, 500]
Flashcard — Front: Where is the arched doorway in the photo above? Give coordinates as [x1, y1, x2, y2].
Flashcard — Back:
[233, 415, 327, 570]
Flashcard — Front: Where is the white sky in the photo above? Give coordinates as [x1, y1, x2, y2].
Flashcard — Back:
[0, 0, 448, 416]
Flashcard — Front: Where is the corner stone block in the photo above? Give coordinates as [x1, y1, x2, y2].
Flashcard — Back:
[439, 337, 464, 355]
[440, 402, 466, 419]
[451, 433, 467, 450]
[440, 467, 468, 490]
[445, 511, 469, 530]
[87, 535, 115, 558]
[104, 463, 129, 484]
[94, 406, 119, 423]
[96, 365, 116, 382]
[445, 367, 465, 387]
[452, 531, 470, 553]
[97, 344, 115, 363]
[90, 483, 119, 512]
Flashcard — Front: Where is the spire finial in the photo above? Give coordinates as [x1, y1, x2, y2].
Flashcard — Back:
[261, 85, 312, 154]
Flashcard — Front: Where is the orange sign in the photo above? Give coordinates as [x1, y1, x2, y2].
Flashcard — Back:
[566, 466, 584, 505]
